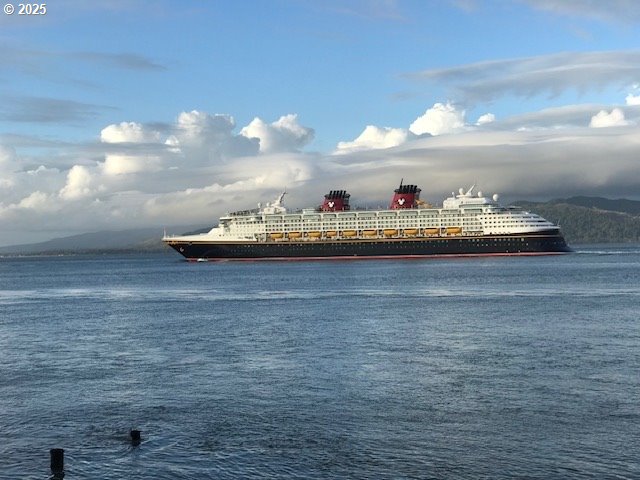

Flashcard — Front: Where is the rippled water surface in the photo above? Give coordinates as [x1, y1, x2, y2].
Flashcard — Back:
[1, 246, 639, 479]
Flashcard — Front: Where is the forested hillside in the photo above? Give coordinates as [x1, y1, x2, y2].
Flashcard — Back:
[515, 200, 640, 244]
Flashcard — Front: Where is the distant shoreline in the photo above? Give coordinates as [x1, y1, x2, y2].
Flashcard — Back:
[0, 248, 174, 258]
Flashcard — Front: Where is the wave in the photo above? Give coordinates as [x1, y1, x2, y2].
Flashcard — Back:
[1, 285, 639, 304]
[574, 248, 640, 255]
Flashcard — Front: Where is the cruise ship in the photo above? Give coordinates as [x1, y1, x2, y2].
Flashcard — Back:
[163, 182, 571, 260]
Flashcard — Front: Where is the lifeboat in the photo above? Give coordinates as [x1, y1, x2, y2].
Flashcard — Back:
[415, 199, 433, 208]
[363, 229, 377, 237]
[308, 231, 321, 238]
[270, 232, 284, 239]
[325, 230, 338, 238]
[446, 227, 462, 234]
[383, 229, 398, 237]
[404, 228, 419, 236]
[425, 228, 439, 235]
[342, 230, 357, 237]
[288, 231, 302, 239]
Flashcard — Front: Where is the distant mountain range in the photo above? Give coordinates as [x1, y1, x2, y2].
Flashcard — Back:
[0, 226, 202, 255]
[1, 196, 639, 255]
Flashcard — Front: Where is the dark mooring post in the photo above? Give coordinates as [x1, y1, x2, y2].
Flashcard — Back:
[50, 448, 64, 475]
[130, 429, 141, 446]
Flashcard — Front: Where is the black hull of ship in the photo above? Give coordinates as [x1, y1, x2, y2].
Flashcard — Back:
[166, 232, 571, 261]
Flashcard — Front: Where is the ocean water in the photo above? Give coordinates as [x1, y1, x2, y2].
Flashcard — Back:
[0, 246, 639, 479]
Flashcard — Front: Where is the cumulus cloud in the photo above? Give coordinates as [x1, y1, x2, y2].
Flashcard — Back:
[589, 108, 628, 128]
[144, 153, 316, 221]
[409, 102, 466, 135]
[405, 50, 640, 104]
[476, 113, 496, 125]
[101, 122, 162, 143]
[59, 165, 95, 200]
[171, 111, 259, 159]
[625, 93, 640, 105]
[334, 101, 467, 154]
[101, 154, 163, 175]
[240, 114, 314, 153]
[17, 191, 54, 210]
[175, 111, 235, 142]
[96, 111, 312, 184]
[335, 125, 411, 153]
[99, 121, 166, 175]
[98, 111, 257, 177]
[333, 104, 494, 155]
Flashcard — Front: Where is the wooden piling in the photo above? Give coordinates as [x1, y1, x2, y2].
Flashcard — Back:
[130, 429, 141, 445]
[50, 448, 64, 473]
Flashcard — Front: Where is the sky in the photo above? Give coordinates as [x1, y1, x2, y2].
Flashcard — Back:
[1, 0, 640, 246]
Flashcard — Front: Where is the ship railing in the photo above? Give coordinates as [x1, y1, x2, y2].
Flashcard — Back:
[228, 208, 261, 216]
[261, 228, 484, 242]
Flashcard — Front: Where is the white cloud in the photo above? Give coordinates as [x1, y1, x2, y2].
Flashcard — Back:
[406, 51, 640, 104]
[97, 110, 258, 176]
[176, 111, 235, 143]
[240, 114, 314, 153]
[335, 125, 410, 153]
[100, 121, 166, 176]
[101, 154, 163, 175]
[164, 135, 180, 153]
[144, 153, 316, 220]
[625, 93, 640, 105]
[409, 102, 466, 135]
[330, 126, 640, 202]
[100, 122, 161, 143]
[18, 191, 52, 210]
[486, 103, 621, 131]
[589, 108, 628, 128]
[476, 113, 496, 125]
[171, 110, 258, 159]
[59, 165, 95, 200]
[94, 111, 310, 193]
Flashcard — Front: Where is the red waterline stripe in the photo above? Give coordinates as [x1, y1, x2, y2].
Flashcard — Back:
[185, 252, 568, 262]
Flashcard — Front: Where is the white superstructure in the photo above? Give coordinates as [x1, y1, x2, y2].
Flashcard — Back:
[164, 185, 558, 244]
